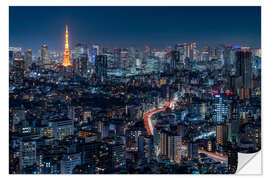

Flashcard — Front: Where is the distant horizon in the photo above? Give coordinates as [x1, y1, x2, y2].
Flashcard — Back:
[9, 6, 261, 53]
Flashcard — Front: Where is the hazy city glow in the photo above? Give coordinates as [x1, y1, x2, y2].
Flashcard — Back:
[9, 7, 261, 175]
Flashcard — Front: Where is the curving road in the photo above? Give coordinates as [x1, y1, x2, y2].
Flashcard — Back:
[181, 145, 227, 161]
[143, 98, 228, 162]
[144, 99, 177, 136]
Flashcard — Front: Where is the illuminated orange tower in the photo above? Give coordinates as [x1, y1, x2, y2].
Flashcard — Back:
[62, 25, 72, 67]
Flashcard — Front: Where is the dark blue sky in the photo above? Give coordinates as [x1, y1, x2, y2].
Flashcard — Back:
[9, 6, 261, 53]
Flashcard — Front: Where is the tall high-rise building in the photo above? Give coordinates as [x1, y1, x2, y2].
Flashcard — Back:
[159, 131, 168, 159]
[231, 102, 240, 143]
[9, 47, 22, 67]
[113, 48, 121, 61]
[168, 135, 182, 163]
[224, 45, 233, 72]
[129, 46, 136, 59]
[216, 124, 228, 147]
[73, 54, 88, 77]
[113, 48, 121, 68]
[214, 46, 222, 59]
[13, 56, 24, 79]
[235, 50, 253, 99]
[78, 54, 88, 77]
[40, 44, 49, 66]
[62, 25, 72, 67]
[170, 50, 180, 73]
[189, 43, 195, 61]
[235, 50, 252, 89]
[187, 142, 198, 160]
[95, 55, 107, 82]
[120, 48, 129, 69]
[183, 43, 189, 59]
[73, 43, 88, 59]
[144, 46, 151, 60]
[212, 94, 229, 124]
[24, 49, 32, 70]
[91, 44, 100, 63]
[175, 43, 185, 63]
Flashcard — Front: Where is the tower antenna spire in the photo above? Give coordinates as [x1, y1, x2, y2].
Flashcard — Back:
[62, 24, 72, 67]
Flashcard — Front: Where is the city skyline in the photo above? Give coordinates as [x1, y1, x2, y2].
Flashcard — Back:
[10, 6, 261, 53]
[9, 6, 261, 174]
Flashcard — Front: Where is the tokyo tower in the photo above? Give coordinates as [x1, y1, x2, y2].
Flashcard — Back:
[62, 25, 72, 67]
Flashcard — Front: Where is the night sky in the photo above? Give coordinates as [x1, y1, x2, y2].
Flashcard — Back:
[9, 6, 261, 53]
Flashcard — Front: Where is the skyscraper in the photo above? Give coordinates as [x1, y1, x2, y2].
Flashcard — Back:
[78, 54, 88, 77]
[13, 56, 24, 80]
[113, 48, 121, 68]
[235, 50, 252, 99]
[168, 135, 182, 163]
[183, 43, 189, 59]
[73, 53, 88, 77]
[170, 50, 180, 73]
[159, 131, 168, 159]
[213, 94, 229, 124]
[24, 49, 32, 70]
[113, 48, 121, 61]
[40, 44, 49, 66]
[95, 55, 107, 82]
[73, 43, 88, 59]
[224, 45, 233, 72]
[187, 142, 198, 160]
[175, 43, 185, 63]
[91, 44, 100, 63]
[62, 25, 72, 67]
[9, 47, 22, 67]
[235, 50, 252, 88]
[216, 124, 228, 147]
[189, 43, 194, 61]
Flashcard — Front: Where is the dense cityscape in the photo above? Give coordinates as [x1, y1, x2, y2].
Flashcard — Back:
[9, 16, 261, 174]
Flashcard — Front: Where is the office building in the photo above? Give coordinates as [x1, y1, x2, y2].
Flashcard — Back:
[19, 140, 36, 171]
[61, 154, 81, 174]
[24, 49, 32, 70]
[95, 55, 107, 82]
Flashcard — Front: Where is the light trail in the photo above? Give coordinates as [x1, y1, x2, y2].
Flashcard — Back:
[193, 130, 216, 141]
[181, 145, 227, 161]
[143, 97, 227, 162]
[143, 98, 178, 135]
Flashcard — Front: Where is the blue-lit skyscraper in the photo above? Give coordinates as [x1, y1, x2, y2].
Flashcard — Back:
[91, 44, 100, 63]
[73, 43, 88, 59]
[213, 94, 229, 124]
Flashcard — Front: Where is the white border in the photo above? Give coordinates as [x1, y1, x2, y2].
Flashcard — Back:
[2, 0, 268, 179]
[237, 152, 262, 174]
[8, 0, 261, 6]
